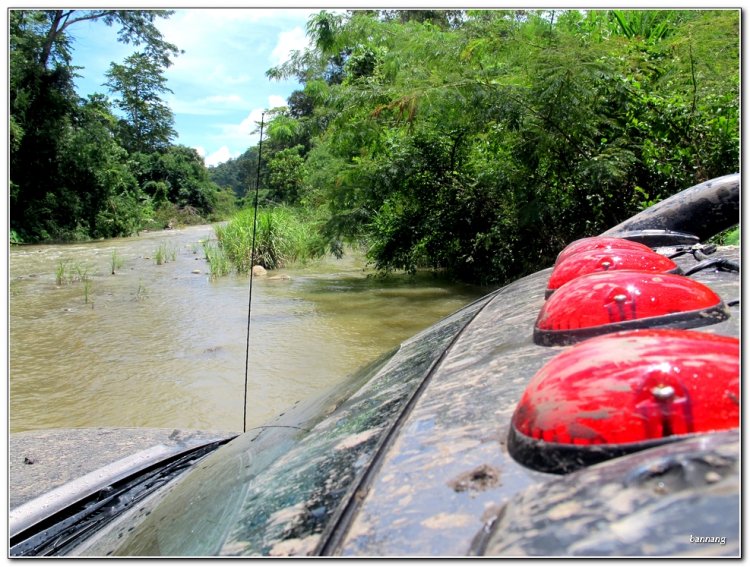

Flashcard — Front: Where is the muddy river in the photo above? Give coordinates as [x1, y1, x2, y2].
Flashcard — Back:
[10, 225, 491, 434]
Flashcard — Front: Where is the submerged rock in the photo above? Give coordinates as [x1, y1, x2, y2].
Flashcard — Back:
[252, 265, 267, 276]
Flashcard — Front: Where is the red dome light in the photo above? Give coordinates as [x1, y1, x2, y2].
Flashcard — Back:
[534, 271, 729, 346]
[509, 329, 739, 474]
[555, 237, 654, 266]
[546, 250, 682, 299]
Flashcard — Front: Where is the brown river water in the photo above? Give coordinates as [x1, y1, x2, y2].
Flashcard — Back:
[10, 225, 491, 434]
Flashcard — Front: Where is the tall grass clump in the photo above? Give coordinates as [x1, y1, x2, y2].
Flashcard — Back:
[214, 206, 330, 275]
[82, 276, 93, 304]
[154, 242, 167, 265]
[203, 242, 231, 280]
[56, 259, 94, 286]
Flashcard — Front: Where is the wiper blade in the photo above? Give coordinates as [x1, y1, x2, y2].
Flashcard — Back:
[10, 439, 231, 556]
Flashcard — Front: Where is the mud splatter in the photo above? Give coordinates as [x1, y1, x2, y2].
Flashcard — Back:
[448, 464, 503, 493]
[334, 429, 380, 451]
[421, 512, 475, 530]
[268, 535, 321, 557]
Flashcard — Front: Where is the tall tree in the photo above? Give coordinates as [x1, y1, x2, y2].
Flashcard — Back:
[35, 9, 180, 69]
[105, 52, 176, 153]
[10, 10, 185, 241]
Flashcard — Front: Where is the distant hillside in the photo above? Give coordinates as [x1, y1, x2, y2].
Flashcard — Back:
[208, 147, 260, 197]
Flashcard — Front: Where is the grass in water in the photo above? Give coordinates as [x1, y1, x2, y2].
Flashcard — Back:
[56, 258, 72, 285]
[110, 248, 125, 275]
[77, 264, 96, 304]
[154, 242, 167, 265]
[55, 258, 97, 303]
[132, 278, 149, 301]
[213, 206, 331, 276]
[83, 279, 93, 305]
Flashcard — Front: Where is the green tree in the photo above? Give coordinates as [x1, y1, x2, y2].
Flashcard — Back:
[208, 157, 244, 196]
[267, 145, 307, 204]
[10, 9, 181, 241]
[34, 10, 179, 69]
[265, 9, 738, 284]
[105, 52, 176, 153]
[133, 145, 225, 217]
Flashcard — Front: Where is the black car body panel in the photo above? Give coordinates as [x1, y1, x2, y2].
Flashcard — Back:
[10, 439, 233, 556]
[331, 247, 739, 556]
[474, 429, 739, 556]
[602, 173, 739, 245]
[9, 427, 238, 512]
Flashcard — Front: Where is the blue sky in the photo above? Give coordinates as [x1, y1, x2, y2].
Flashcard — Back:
[69, 9, 320, 166]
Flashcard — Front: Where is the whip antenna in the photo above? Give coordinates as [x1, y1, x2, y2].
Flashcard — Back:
[243, 112, 265, 433]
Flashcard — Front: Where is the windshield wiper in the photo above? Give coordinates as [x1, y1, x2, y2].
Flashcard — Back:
[10, 439, 232, 556]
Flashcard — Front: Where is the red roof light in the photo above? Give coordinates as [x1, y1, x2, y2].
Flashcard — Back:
[509, 329, 739, 473]
[534, 271, 729, 346]
[546, 250, 682, 299]
[555, 237, 654, 266]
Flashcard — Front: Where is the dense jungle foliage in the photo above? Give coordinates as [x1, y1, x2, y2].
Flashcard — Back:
[10, 10, 235, 243]
[215, 9, 737, 285]
[11, 10, 739, 287]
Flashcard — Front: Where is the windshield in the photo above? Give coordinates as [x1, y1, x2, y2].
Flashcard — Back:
[77, 294, 492, 556]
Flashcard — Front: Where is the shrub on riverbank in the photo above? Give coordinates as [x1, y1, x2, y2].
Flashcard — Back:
[214, 206, 330, 274]
[141, 203, 206, 231]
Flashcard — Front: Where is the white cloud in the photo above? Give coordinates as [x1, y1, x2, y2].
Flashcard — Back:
[270, 27, 310, 65]
[215, 108, 265, 143]
[214, 95, 288, 142]
[268, 94, 288, 108]
[159, 10, 319, 72]
[194, 146, 207, 157]
[204, 146, 242, 167]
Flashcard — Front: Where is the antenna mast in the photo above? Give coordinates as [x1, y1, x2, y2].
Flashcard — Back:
[243, 112, 265, 433]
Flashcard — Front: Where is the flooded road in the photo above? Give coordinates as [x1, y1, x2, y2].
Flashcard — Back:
[10, 225, 491, 434]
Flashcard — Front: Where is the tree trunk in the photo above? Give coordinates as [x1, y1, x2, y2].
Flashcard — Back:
[40, 11, 64, 69]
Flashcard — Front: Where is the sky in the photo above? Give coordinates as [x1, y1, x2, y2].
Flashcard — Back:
[68, 9, 320, 167]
